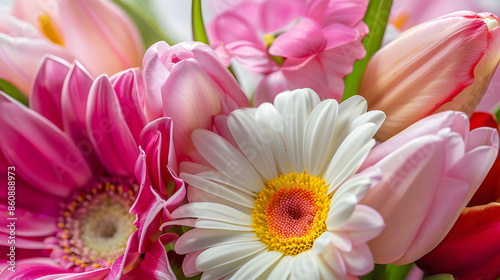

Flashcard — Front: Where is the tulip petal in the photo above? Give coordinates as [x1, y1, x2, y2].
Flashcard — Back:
[359, 16, 488, 140]
[0, 34, 73, 95]
[364, 136, 446, 264]
[161, 60, 222, 161]
[86, 75, 139, 176]
[417, 203, 500, 280]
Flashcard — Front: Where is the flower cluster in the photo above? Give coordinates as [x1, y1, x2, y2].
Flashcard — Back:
[0, 0, 499, 279]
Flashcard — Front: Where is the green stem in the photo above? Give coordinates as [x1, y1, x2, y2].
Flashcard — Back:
[191, 0, 209, 44]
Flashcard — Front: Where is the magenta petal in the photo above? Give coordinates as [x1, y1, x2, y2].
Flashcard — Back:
[0, 204, 57, 237]
[131, 149, 154, 215]
[135, 188, 167, 253]
[0, 258, 69, 280]
[0, 154, 62, 214]
[29, 55, 71, 130]
[106, 231, 141, 279]
[269, 17, 326, 58]
[0, 93, 92, 198]
[110, 68, 147, 144]
[86, 75, 139, 176]
[60, 61, 104, 174]
[139, 117, 175, 194]
[124, 233, 177, 279]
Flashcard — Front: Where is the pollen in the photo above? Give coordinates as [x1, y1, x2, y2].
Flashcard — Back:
[252, 172, 332, 255]
[38, 14, 64, 46]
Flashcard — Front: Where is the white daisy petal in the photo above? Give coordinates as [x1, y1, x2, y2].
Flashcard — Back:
[171, 202, 251, 225]
[330, 167, 382, 206]
[229, 251, 283, 280]
[197, 242, 267, 271]
[175, 229, 256, 254]
[195, 220, 252, 231]
[324, 123, 377, 190]
[326, 193, 358, 230]
[304, 99, 338, 176]
[228, 110, 277, 181]
[196, 170, 257, 197]
[255, 103, 291, 174]
[192, 129, 264, 192]
[279, 89, 321, 173]
[202, 250, 267, 280]
[320, 242, 347, 276]
[290, 251, 319, 280]
[311, 231, 331, 255]
[187, 186, 252, 213]
[182, 173, 255, 208]
[329, 110, 386, 155]
[316, 256, 339, 280]
[266, 255, 294, 280]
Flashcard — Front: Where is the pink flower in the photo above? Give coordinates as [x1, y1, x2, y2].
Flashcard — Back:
[359, 11, 500, 141]
[416, 112, 500, 280]
[359, 111, 499, 265]
[0, 0, 143, 95]
[131, 41, 250, 262]
[207, 0, 368, 105]
[0, 56, 175, 279]
[142, 41, 250, 162]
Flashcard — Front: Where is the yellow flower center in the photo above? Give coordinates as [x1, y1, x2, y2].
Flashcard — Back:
[251, 172, 332, 255]
[38, 13, 64, 46]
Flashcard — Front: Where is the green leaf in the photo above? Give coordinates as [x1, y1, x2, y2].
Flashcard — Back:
[360, 264, 414, 280]
[385, 263, 414, 280]
[192, 0, 209, 44]
[0, 79, 29, 107]
[342, 0, 393, 101]
[424, 274, 455, 280]
[494, 105, 500, 124]
[112, 0, 175, 48]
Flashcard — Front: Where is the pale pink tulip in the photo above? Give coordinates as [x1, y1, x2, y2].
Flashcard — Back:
[0, 0, 143, 95]
[416, 112, 500, 280]
[207, 0, 368, 105]
[142, 41, 250, 162]
[359, 111, 499, 265]
[359, 11, 500, 141]
[388, 0, 500, 114]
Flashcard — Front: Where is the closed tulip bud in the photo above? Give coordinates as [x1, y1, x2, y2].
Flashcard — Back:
[359, 11, 500, 141]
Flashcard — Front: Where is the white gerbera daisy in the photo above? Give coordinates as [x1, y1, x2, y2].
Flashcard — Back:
[169, 89, 386, 279]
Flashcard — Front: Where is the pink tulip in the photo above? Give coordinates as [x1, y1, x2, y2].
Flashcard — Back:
[0, 56, 177, 278]
[132, 41, 250, 256]
[142, 41, 250, 162]
[388, 0, 500, 114]
[359, 11, 500, 141]
[416, 112, 500, 280]
[207, 0, 368, 105]
[358, 111, 499, 265]
[0, 0, 143, 95]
